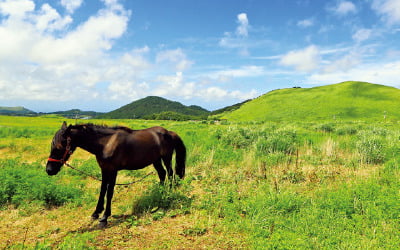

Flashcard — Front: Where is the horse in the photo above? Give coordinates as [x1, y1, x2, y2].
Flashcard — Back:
[46, 122, 186, 227]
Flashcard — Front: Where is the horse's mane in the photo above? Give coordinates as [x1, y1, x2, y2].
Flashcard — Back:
[75, 123, 134, 134]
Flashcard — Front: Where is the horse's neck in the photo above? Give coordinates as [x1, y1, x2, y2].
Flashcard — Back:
[74, 131, 106, 156]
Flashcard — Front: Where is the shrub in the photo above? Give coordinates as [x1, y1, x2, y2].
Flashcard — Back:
[316, 123, 335, 133]
[0, 159, 83, 207]
[356, 132, 386, 164]
[336, 125, 357, 135]
[215, 126, 257, 148]
[256, 130, 297, 156]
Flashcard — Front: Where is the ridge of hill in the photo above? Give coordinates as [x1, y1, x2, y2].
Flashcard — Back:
[0, 106, 36, 116]
[46, 109, 103, 119]
[220, 81, 400, 122]
[210, 99, 252, 116]
[100, 96, 210, 120]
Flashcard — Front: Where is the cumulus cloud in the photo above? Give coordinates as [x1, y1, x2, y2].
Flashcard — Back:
[60, 0, 83, 14]
[156, 49, 194, 71]
[0, 0, 35, 18]
[35, 4, 72, 31]
[279, 45, 320, 72]
[0, 0, 131, 103]
[333, 1, 357, 15]
[236, 13, 249, 37]
[309, 60, 400, 86]
[372, 0, 400, 25]
[322, 52, 361, 73]
[153, 71, 258, 102]
[198, 87, 257, 101]
[0, 1, 263, 110]
[220, 12, 251, 56]
[210, 65, 266, 83]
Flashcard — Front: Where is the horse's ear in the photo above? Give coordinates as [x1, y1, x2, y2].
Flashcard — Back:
[61, 121, 68, 130]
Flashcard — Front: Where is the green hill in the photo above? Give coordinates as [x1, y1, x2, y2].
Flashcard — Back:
[100, 96, 210, 120]
[48, 109, 103, 119]
[220, 81, 400, 122]
[210, 99, 251, 116]
[0, 106, 36, 116]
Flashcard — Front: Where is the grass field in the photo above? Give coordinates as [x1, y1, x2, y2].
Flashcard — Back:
[220, 81, 400, 122]
[0, 115, 400, 249]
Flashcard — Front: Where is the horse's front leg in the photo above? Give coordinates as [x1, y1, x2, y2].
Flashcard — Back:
[99, 171, 117, 227]
[91, 175, 108, 220]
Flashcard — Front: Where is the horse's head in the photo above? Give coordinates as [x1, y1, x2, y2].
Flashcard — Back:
[46, 122, 76, 175]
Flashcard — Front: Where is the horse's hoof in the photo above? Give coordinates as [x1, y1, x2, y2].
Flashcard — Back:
[99, 221, 108, 228]
[91, 214, 99, 220]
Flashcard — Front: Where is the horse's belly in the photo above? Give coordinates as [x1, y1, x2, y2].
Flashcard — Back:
[119, 157, 155, 170]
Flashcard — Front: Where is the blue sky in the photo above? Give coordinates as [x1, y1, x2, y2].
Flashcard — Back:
[0, 0, 399, 112]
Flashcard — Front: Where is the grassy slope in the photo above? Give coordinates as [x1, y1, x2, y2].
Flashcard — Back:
[222, 81, 400, 121]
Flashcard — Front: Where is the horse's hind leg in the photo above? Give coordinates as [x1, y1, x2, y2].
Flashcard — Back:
[153, 159, 166, 184]
[162, 153, 173, 181]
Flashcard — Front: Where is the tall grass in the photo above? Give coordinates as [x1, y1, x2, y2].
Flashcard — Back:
[1, 116, 400, 248]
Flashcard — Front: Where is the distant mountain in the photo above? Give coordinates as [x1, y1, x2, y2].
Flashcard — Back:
[0, 106, 36, 116]
[100, 96, 210, 120]
[47, 109, 103, 119]
[219, 81, 400, 122]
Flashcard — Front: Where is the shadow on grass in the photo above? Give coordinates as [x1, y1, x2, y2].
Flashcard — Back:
[131, 182, 193, 217]
[68, 182, 193, 233]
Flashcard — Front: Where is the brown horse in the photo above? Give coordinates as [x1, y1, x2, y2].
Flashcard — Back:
[46, 122, 186, 227]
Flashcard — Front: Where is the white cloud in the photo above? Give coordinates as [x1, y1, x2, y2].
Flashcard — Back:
[0, 0, 35, 18]
[0, 0, 131, 103]
[156, 49, 193, 71]
[309, 60, 400, 86]
[210, 65, 266, 82]
[322, 52, 361, 73]
[198, 87, 257, 101]
[60, 0, 83, 14]
[236, 13, 249, 37]
[297, 18, 314, 28]
[280, 45, 320, 72]
[152, 71, 258, 102]
[35, 4, 72, 31]
[220, 12, 250, 56]
[372, 0, 400, 25]
[352, 28, 372, 43]
[333, 1, 357, 15]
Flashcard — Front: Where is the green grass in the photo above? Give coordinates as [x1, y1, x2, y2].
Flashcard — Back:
[1, 116, 400, 248]
[220, 81, 400, 122]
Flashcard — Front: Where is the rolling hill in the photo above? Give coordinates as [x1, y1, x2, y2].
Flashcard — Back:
[46, 109, 103, 119]
[219, 81, 400, 122]
[0, 106, 36, 116]
[100, 96, 210, 120]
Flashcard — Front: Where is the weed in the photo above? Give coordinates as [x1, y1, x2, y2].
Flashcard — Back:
[356, 132, 386, 164]
[131, 182, 192, 217]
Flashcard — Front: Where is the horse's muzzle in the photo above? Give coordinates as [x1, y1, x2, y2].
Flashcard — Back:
[46, 162, 62, 175]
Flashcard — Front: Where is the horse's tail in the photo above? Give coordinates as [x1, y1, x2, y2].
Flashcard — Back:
[170, 131, 186, 179]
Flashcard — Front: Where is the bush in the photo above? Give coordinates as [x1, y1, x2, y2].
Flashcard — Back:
[0, 159, 83, 207]
[215, 126, 258, 148]
[336, 125, 357, 135]
[256, 130, 297, 156]
[316, 123, 335, 133]
[356, 132, 386, 164]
